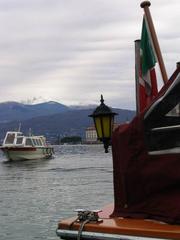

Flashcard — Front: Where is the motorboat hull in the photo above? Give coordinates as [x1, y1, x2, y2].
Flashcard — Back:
[57, 204, 180, 240]
[1, 146, 54, 161]
[57, 229, 168, 240]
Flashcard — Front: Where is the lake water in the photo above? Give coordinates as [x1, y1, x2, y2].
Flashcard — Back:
[0, 144, 113, 240]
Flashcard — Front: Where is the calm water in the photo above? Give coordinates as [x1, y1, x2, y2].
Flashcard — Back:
[0, 145, 113, 240]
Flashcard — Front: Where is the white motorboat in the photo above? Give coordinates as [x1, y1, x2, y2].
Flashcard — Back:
[0, 131, 54, 161]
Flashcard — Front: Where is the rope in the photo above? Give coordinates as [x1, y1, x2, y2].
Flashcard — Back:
[77, 219, 90, 240]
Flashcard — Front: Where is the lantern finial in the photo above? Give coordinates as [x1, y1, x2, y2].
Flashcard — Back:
[100, 94, 104, 104]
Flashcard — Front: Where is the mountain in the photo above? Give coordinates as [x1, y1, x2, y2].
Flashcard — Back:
[0, 108, 135, 143]
[69, 104, 97, 110]
[0, 101, 69, 123]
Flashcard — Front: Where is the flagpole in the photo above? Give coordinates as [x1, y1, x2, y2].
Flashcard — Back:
[140, 1, 168, 84]
[135, 40, 141, 114]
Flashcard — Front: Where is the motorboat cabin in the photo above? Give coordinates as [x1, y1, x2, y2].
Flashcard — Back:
[3, 131, 47, 148]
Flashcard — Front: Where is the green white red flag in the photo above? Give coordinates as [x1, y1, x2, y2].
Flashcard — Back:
[136, 16, 158, 113]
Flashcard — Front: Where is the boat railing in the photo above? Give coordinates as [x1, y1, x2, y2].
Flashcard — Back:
[147, 124, 180, 154]
[151, 124, 180, 132]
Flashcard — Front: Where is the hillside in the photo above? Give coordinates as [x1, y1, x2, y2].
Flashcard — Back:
[0, 108, 135, 143]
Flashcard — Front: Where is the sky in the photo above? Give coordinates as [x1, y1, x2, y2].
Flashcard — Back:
[0, 0, 179, 110]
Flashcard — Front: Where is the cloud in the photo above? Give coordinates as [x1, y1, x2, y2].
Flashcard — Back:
[0, 0, 179, 110]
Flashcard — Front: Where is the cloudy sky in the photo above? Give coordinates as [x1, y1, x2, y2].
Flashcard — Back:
[0, 0, 179, 109]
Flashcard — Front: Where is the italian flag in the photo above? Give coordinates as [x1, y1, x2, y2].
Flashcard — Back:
[137, 16, 158, 113]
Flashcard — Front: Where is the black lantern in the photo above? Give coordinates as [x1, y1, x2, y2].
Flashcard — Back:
[89, 95, 118, 153]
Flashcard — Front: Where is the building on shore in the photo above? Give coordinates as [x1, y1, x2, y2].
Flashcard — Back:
[85, 126, 99, 144]
[85, 123, 120, 144]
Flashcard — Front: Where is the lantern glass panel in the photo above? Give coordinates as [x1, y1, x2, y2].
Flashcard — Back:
[94, 117, 103, 139]
[102, 116, 111, 138]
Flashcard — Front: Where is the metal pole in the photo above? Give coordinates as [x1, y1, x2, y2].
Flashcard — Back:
[140, 1, 168, 84]
[135, 40, 141, 114]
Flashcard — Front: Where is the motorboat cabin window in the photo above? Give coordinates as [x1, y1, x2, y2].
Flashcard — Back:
[34, 139, 39, 146]
[166, 103, 180, 117]
[41, 138, 46, 146]
[5, 133, 15, 144]
[144, 74, 180, 154]
[32, 139, 36, 146]
[25, 138, 33, 146]
[16, 137, 23, 145]
[37, 139, 43, 146]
